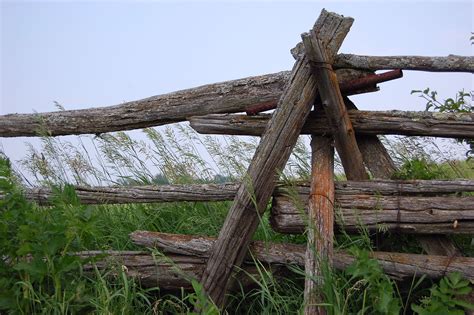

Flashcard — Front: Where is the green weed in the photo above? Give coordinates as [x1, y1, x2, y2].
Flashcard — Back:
[411, 272, 474, 314]
[1, 102, 472, 313]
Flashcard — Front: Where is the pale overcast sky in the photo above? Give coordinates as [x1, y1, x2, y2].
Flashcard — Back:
[1, 1, 472, 166]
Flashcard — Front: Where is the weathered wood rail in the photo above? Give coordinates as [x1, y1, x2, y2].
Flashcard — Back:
[121, 231, 474, 281]
[334, 54, 474, 72]
[272, 181, 474, 235]
[305, 136, 335, 314]
[303, 27, 369, 311]
[303, 29, 368, 181]
[271, 195, 474, 234]
[78, 247, 474, 291]
[0, 69, 369, 137]
[11, 179, 473, 205]
[199, 10, 356, 307]
[1, 61, 471, 138]
[189, 110, 474, 138]
[16, 183, 241, 205]
[10, 181, 474, 235]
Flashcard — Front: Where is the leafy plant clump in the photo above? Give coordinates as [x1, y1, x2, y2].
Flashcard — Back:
[343, 247, 401, 314]
[391, 157, 447, 180]
[0, 157, 97, 312]
[0, 157, 155, 314]
[412, 272, 474, 314]
[412, 88, 473, 157]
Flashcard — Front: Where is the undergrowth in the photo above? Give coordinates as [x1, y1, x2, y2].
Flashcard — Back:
[1, 89, 473, 313]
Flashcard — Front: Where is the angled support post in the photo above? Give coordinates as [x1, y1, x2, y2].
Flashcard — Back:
[199, 9, 354, 308]
[342, 96, 397, 178]
[302, 30, 369, 180]
[303, 19, 462, 261]
[343, 96, 462, 257]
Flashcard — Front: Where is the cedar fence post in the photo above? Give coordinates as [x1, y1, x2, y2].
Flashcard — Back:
[304, 136, 335, 315]
[301, 25, 368, 315]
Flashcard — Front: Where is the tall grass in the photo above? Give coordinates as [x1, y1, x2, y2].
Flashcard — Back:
[1, 118, 473, 313]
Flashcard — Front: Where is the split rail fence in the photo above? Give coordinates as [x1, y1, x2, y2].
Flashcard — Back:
[2, 9, 474, 313]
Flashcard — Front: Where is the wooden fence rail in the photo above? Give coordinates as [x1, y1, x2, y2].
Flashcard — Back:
[199, 11, 355, 307]
[11, 179, 473, 205]
[334, 54, 473, 72]
[272, 180, 474, 235]
[189, 110, 474, 138]
[78, 246, 474, 291]
[123, 231, 474, 280]
[0, 69, 366, 137]
[1, 57, 471, 138]
[11, 179, 474, 236]
[8, 181, 473, 235]
[271, 195, 474, 234]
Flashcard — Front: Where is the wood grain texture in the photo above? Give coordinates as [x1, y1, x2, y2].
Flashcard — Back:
[189, 110, 474, 139]
[0, 68, 369, 138]
[77, 250, 288, 292]
[270, 194, 474, 234]
[0, 71, 288, 137]
[303, 30, 368, 180]
[305, 136, 335, 315]
[273, 180, 474, 237]
[1, 54, 469, 138]
[10, 179, 474, 205]
[130, 231, 304, 265]
[16, 183, 240, 205]
[126, 231, 474, 281]
[347, 99, 462, 258]
[357, 135, 397, 178]
[342, 96, 397, 178]
[273, 180, 474, 197]
[334, 54, 474, 73]
[199, 9, 354, 308]
[291, 41, 473, 72]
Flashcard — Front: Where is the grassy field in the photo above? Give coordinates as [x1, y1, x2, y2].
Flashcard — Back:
[1, 125, 473, 314]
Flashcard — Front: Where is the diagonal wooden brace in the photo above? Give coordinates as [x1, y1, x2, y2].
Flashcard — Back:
[344, 96, 462, 257]
[199, 9, 354, 308]
[302, 30, 368, 180]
